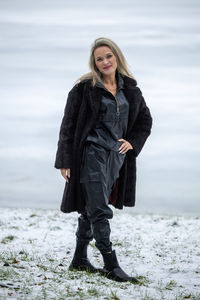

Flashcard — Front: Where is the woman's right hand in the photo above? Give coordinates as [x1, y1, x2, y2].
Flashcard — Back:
[60, 168, 71, 182]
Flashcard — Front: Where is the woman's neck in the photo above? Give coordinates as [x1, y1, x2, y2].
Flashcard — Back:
[102, 74, 116, 86]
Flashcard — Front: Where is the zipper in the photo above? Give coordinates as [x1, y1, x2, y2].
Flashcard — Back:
[114, 95, 120, 114]
[103, 86, 120, 114]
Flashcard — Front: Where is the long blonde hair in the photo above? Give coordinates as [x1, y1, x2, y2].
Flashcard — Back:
[74, 37, 135, 86]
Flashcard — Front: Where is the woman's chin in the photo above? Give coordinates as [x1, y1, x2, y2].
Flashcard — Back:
[101, 68, 115, 77]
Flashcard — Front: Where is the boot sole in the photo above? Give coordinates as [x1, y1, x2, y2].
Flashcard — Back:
[99, 269, 139, 283]
[69, 264, 101, 273]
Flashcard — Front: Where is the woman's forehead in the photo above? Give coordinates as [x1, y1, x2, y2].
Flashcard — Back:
[94, 46, 113, 57]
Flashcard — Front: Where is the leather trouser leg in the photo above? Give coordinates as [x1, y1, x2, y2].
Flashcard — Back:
[81, 181, 113, 253]
[80, 142, 126, 254]
[75, 212, 93, 243]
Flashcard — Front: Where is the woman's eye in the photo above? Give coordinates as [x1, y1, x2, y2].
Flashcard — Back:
[96, 54, 112, 62]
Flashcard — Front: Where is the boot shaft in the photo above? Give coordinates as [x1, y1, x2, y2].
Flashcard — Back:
[101, 250, 119, 271]
[73, 241, 89, 260]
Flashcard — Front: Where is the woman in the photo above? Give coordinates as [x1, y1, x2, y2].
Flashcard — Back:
[54, 37, 152, 283]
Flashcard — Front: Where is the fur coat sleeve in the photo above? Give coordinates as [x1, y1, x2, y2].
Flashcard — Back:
[54, 84, 82, 169]
[126, 87, 152, 157]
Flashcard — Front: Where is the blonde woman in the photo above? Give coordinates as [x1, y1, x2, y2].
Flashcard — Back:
[54, 37, 152, 282]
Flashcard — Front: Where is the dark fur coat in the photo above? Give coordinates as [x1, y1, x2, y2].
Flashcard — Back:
[54, 74, 153, 213]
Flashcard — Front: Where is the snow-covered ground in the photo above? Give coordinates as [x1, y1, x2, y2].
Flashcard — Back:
[0, 207, 200, 300]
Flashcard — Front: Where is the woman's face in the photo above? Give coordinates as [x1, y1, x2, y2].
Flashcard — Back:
[94, 46, 117, 78]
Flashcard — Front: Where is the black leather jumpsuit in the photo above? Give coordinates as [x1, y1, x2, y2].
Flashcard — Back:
[76, 72, 129, 254]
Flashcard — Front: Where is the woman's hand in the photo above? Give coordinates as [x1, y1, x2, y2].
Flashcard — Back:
[60, 168, 71, 182]
[118, 138, 133, 154]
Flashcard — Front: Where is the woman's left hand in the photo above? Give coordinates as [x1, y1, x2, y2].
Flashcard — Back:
[118, 138, 133, 154]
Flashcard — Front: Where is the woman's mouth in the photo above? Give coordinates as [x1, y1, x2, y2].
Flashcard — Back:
[103, 65, 112, 69]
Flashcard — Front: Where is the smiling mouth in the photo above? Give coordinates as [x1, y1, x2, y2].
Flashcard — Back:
[103, 65, 112, 69]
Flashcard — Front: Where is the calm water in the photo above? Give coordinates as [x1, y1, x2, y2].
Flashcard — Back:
[0, 0, 200, 214]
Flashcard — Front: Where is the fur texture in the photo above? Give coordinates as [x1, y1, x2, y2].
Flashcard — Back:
[54, 75, 153, 213]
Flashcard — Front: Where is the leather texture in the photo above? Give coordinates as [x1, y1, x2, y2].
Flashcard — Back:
[85, 72, 129, 152]
[54, 70, 153, 213]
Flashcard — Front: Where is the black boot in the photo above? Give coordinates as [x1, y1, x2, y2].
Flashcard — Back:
[100, 250, 139, 283]
[69, 241, 99, 273]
